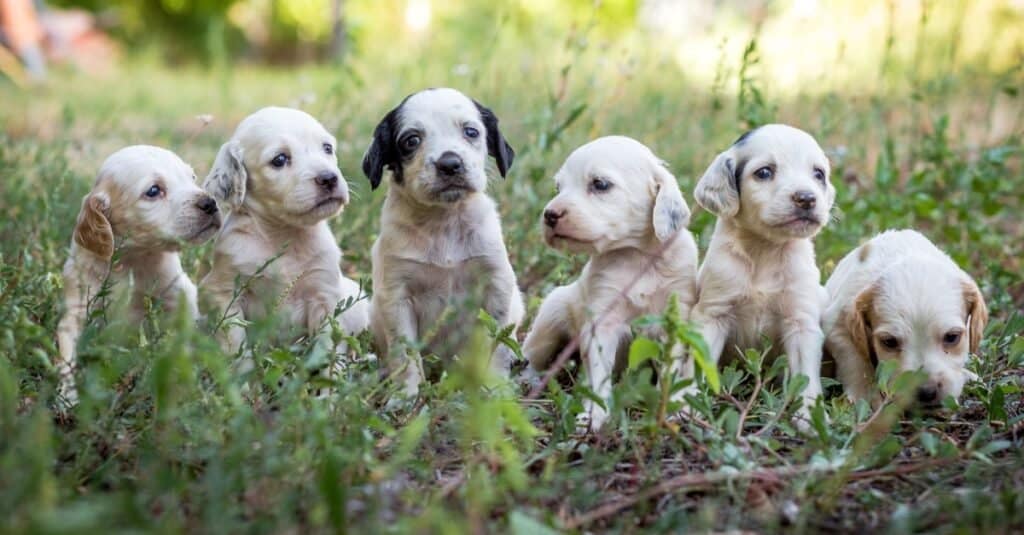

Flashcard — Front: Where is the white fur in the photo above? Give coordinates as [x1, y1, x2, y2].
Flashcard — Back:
[522, 136, 698, 431]
[363, 88, 523, 398]
[823, 229, 987, 406]
[56, 145, 221, 409]
[690, 124, 835, 422]
[201, 107, 369, 370]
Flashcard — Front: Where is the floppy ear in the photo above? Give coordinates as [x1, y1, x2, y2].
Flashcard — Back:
[203, 140, 246, 211]
[650, 162, 690, 242]
[73, 192, 113, 260]
[847, 284, 877, 368]
[694, 149, 740, 217]
[962, 279, 988, 355]
[362, 108, 401, 189]
[474, 100, 515, 178]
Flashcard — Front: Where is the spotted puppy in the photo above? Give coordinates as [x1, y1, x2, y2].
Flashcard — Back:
[202, 107, 369, 369]
[823, 229, 987, 407]
[362, 88, 523, 398]
[689, 124, 835, 421]
[522, 136, 697, 431]
[56, 145, 221, 409]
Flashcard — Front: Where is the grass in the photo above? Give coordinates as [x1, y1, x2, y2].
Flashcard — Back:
[1, 21, 1023, 533]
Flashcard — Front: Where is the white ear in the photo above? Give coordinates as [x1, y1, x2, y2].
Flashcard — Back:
[203, 140, 246, 212]
[694, 149, 740, 217]
[651, 162, 689, 242]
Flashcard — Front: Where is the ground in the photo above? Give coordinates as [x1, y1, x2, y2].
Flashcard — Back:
[0, 45, 1022, 533]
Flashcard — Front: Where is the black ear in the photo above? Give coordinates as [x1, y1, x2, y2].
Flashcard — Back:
[362, 107, 402, 189]
[473, 100, 515, 178]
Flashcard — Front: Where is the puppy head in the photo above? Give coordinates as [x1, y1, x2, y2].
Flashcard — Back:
[76, 145, 220, 257]
[205, 107, 348, 227]
[542, 136, 689, 254]
[695, 124, 834, 241]
[361, 88, 515, 205]
[846, 256, 988, 405]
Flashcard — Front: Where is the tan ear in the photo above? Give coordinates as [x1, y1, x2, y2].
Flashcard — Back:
[73, 192, 113, 259]
[962, 279, 988, 355]
[651, 161, 690, 242]
[694, 149, 740, 217]
[846, 284, 877, 366]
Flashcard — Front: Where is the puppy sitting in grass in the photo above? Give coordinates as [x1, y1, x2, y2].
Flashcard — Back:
[823, 229, 988, 407]
[202, 107, 369, 375]
[56, 145, 221, 410]
[688, 124, 834, 424]
[522, 136, 698, 431]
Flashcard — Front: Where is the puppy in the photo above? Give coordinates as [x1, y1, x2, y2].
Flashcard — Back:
[202, 107, 369, 368]
[522, 136, 698, 431]
[362, 88, 523, 398]
[823, 229, 987, 406]
[56, 145, 221, 409]
[690, 124, 835, 420]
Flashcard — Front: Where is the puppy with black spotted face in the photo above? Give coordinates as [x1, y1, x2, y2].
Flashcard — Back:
[523, 136, 698, 431]
[823, 230, 988, 407]
[56, 145, 221, 409]
[689, 124, 835, 422]
[362, 88, 523, 399]
[201, 107, 369, 367]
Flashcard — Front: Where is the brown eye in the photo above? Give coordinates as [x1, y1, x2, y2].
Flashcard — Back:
[753, 166, 773, 181]
[943, 332, 962, 345]
[880, 336, 900, 350]
[270, 153, 289, 168]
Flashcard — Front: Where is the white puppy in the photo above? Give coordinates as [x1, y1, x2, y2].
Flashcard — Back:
[690, 124, 835, 420]
[362, 88, 523, 398]
[522, 136, 698, 431]
[56, 145, 221, 409]
[823, 229, 988, 406]
[202, 107, 369, 368]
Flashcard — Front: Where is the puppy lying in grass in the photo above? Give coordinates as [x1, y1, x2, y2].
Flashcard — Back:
[823, 229, 988, 407]
[523, 136, 697, 431]
[56, 145, 221, 410]
[689, 124, 834, 424]
[201, 107, 369, 375]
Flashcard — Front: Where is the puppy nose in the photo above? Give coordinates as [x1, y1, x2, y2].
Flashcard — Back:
[196, 196, 218, 215]
[436, 152, 464, 177]
[916, 384, 939, 404]
[543, 208, 565, 228]
[792, 190, 817, 209]
[315, 172, 339, 191]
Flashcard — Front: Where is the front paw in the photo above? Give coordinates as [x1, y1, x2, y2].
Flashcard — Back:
[55, 373, 79, 414]
[576, 400, 609, 433]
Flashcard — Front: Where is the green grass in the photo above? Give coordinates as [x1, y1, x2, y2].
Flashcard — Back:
[1, 29, 1023, 533]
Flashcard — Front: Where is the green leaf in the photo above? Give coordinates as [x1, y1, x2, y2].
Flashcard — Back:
[627, 336, 660, 371]
[509, 511, 559, 535]
[677, 328, 721, 393]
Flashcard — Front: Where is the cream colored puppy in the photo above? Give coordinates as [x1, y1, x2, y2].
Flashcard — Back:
[523, 136, 698, 431]
[823, 229, 987, 406]
[690, 124, 835, 420]
[56, 145, 221, 409]
[362, 88, 523, 399]
[202, 107, 369, 367]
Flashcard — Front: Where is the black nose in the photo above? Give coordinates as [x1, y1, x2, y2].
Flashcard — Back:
[316, 172, 338, 191]
[792, 190, 817, 209]
[916, 384, 939, 404]
[196, 196, 218, 215]
[436, 152, 464, 177]
[543, 208, 565, 228]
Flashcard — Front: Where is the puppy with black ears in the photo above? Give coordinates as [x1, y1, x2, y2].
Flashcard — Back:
[689, 124, 835, 423]
[362, 88, 524, 399]
[201, 107, 369, 370]
[57, 145, 221, 409]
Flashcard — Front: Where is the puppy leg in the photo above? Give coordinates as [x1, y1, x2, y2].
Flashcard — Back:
[375, 290, 422, 398]
[55, 300, 85, 410]
[200, 272, 248, 367]
[522, 285, 575, 387]
[579, 322, 629, 432]
[828, 329, 878, 406]
[482, 258, 522, 379]
[782, 310, 826, 424]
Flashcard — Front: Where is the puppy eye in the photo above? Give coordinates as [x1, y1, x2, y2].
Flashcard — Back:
[590, 178, 612, 193]
[323, 143, 334, 155]
[879, 336, 901, 350]
[813, 167, 826, 182]
[144, 184, 163, 199]
[943, 331, 962, 345]
[753, 167, 773, 181]
[463, 126, 480, 139]
[270, 153, 290, 168]
[401, 134, 421, 153]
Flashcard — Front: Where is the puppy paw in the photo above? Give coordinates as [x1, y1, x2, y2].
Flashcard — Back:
[576, 400, 609, 433]
[55, 375, 79, 414]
